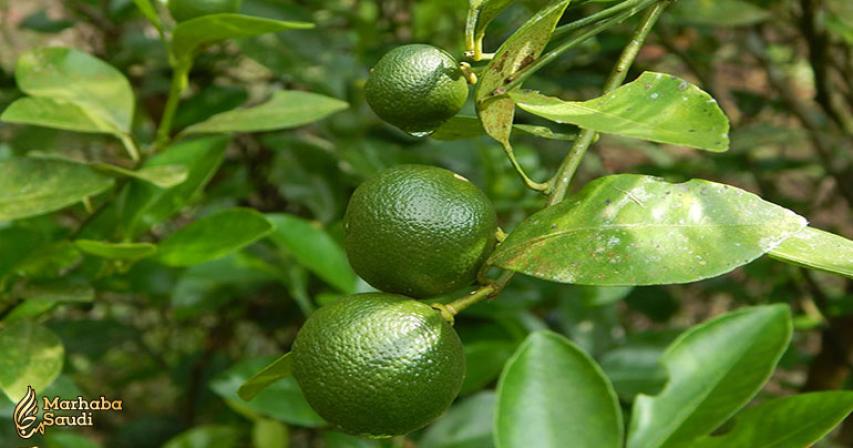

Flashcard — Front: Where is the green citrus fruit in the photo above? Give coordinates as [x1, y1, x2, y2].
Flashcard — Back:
[168, 0, 242, 22]
[292, 293, 465, 437]
[344, 164, 497, 298]
[365, 44, 468, 134]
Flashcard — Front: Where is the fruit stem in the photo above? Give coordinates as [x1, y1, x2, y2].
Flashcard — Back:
[496, 227, 508, 243]
[436, 283, 498, 322]
[460, 62, 478, 85]
[547, 1, 670, 205]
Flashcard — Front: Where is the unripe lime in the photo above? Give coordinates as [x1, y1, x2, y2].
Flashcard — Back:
[365, 44, 469, 135]
[292, 293, 465, 437]
[344, 164, 497, 298]
[168, 0, 242, 22]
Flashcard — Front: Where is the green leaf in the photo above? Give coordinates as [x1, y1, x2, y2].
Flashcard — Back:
[466, 0, 517, 58]
[18, 280, 95, 302]
[769, 227, 853, 278]
[74, 240, 158, 261]
[252, 419, 288, 448]
[691, 392, 853, 448]
[475, 1, 570, 148]
[157, 208, 274, 267]
[432, 115, 576, 141]
[420, 391, 496, 448]
[511, 72, 730, 151]
[13, 47, 134, 133]
[171, 14, 313, 64]
[461, 340, 517, 395]
[490, 174, 807, 285]
[495, 331, 622, 448]
[1, 97, 111, 134]
[133, 0, 163, 30]
[599, 341, 668, 401]
[670, 0, 770, 27]
[266, 214, 357, 293]
[163, 425, 242, 448]
[171, 254, 276, 319]
[210, 356, 324, 427]
[0, 226, 46, 280]
[0, 158, 114, 221]
[0, 320, 65, 401]
[92, 163, 189, 189]
[121, 136, 228, 237]
[322, 432, 380, 448]
[44, 431, 102, 448]
[627, 304, 792, 448]
[183, 90, 348, 135]
[238, 353, 293, 401]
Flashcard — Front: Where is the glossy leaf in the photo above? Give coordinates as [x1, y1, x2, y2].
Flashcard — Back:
[599, 341, 668, 401]
[74, 240, 158, 261]
[133, 0, 162, 30]
[93, 163, 189, 189]
[211, 357, 324, 427]
[466, 0, 516, 59]
[183, 90, 348, 135]
[1, 97, 110, 134]
[266, 213, 357, 293]
[511, 72, 730, 151]
[238, 353, 293, 401]
[0, 320, 65, 401]
[495, 331, 622, 448]
[0, 158, 114, 221]
[769, 226, 853, 278]
[420, 392, 496, 448]
[461, 340, 517, 395]
[0, 226, 45, 279]
[14, 47, 134, 133]
[157, 208, 273, 267]
[490, 174, 807, 285]
[171, 254, 276, 319]
[671, 0, 770, 26]
[121, 136, 228, 237]
[692, 392, 853, 448]
[627, 305, 792, 448]
[163, 425, 241, 448]
[171, 14, 313, 63]
[432, 115, 575, 141]
[18, 280, 94, 303]
[475, 1, 570, 148]
[44, 431, 102, 448]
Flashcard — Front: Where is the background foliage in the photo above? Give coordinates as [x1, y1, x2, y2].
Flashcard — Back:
[0, 0, 850, 447]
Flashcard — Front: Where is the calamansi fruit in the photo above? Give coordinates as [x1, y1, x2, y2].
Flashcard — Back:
[168, 0, 242, 22]
[292, 293, 465, 437]
[344, 164, 497, 298]
[365, 44, 469, 135]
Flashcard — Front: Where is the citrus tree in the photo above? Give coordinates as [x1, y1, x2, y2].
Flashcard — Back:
[0, 0, 851, 447]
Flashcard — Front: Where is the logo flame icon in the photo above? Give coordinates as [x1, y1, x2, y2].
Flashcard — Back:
[13, 386, 43, 439]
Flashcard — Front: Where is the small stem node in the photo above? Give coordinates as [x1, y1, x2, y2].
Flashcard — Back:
[460, 62, 478, 85]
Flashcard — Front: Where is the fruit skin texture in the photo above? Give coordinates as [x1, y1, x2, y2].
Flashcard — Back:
[344, 164, 497, 298]
[365, 44, 468, 134]
[168, 0, 242, 22]
[292, 293, 465, 437]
